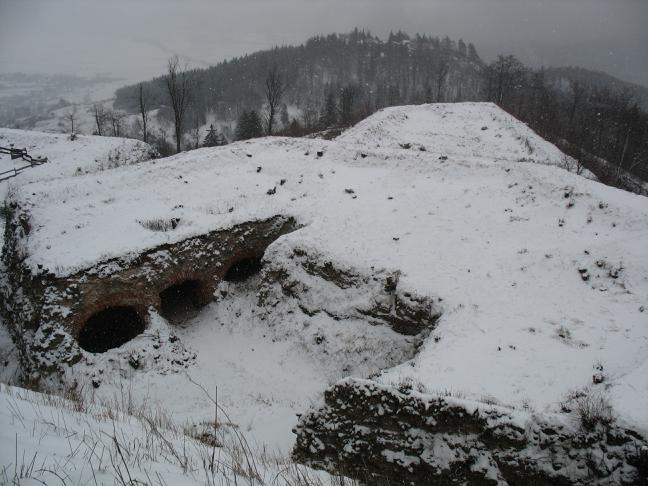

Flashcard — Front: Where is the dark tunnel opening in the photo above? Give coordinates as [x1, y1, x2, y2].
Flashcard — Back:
[78, 306, 145, 353]
[224, 256, 263, 282]
[159, 279, 204, 323]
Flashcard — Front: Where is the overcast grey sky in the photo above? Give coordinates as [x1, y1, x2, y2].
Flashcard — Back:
[1, 0, 647, 87]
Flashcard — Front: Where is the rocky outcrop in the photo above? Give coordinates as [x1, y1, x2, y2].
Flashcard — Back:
[255, 245, 443, 379]
[293, 378, 648, 485]
[259, 246, 441, 336]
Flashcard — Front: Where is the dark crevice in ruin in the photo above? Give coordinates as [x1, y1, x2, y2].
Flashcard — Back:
[78, 306, 145, 353]
[224, 256, 263, 282]
[159, 280, 204, 324]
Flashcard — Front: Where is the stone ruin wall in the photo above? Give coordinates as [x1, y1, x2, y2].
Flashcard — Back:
[0, 199, 299, 377]
[292, 378, 648, 485]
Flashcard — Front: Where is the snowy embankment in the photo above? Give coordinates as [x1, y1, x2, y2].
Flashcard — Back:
[2, 103, 648, 473]
[0, 383, 345, 485]
[0, 127, 156, 200]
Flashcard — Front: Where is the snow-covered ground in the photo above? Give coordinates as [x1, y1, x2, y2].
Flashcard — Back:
[2, 102, 648, 476]
[0, 128, 155, 201]
[0, 382, 344, 485]
[80, 276, 330, 452]
[0, 128, 155, 180]
[66, 270, 419, 453]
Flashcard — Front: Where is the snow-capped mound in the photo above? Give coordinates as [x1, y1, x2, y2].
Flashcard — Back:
[0, 128, 156, 195]
[337, 102, 582, 170]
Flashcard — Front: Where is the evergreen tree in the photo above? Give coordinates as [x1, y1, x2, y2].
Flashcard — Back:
[236, 110, 263, 140]
[203, 124, 228, 147]
[235, 111, 248, 140]
[468, 43, 479, 61]
[457, 39, 467, 57]
[247, 110, 263, 138]
[235, 111, 251, 140]
[320, 92, 338, 129]
[287, 118, 303, 137]
[339, 85, 359, 126]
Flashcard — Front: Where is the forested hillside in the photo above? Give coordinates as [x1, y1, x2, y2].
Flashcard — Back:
[114, 29, 648, 188]
[115, 30, 484, 128]
[544, 66, 648, 111]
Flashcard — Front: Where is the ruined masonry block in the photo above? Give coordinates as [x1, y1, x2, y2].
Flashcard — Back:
[1, 204, 298, 376]
[293, 378, 648, 485]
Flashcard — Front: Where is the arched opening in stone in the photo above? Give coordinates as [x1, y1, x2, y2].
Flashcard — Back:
[78, 306, 145, 353]
[224, 256, 263, 282]
[159, 279, 204, 323]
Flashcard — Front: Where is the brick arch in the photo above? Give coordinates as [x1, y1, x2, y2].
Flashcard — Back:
[71, 293, 149, 339]
[219, 248, 267, 282]
[156, 270, 215, 308]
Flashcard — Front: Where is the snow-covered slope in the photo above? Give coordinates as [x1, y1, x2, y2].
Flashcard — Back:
[0, 383, 338, 485]
[338, 102, 589, 173]
[0, 128, 156, 200]
[4, 103, 648, 455]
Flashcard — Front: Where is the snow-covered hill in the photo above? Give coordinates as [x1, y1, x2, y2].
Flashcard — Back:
[0, 129, 157, 268]
[2, 103, 647, 480]
[0, 128, 156, 199]
[338, 102, 594, 175]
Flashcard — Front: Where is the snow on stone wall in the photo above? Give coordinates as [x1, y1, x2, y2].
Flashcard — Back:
[293, 378, 648, 485]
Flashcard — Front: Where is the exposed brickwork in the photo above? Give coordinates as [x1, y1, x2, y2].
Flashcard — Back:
[0, 207, 299, 377]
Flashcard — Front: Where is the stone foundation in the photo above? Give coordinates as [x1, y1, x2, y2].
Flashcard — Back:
[293, 378, 648, 485]
[0, 205, 299, 377]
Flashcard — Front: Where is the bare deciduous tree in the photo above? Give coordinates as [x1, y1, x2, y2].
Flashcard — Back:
[91, 104, 106, 136]
[339, 85, 359, 126]
[106, 110, 125, 137]
[264, 65, 287, 135]
[66, 105, 78, 139]
[190, 123, 201, 149]
[138, 83, 150, 143]
[301, 103, 318, 132]
[165, 55, 192, 153]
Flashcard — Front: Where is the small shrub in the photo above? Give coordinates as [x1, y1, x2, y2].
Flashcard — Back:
[520, 397, 535, 412]
[397, 377, 414, 394]
[574, 388, 614, 431]
[480, 394, 501, 406]
[556, 325, 571, 340]
[436, 388, 467, 400]
[138, 217, 180, 232]
[524, 137, 534, 154]
[559, 389, 586, 413]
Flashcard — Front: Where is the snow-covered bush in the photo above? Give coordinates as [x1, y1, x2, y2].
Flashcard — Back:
[575, 388, 615, 431]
